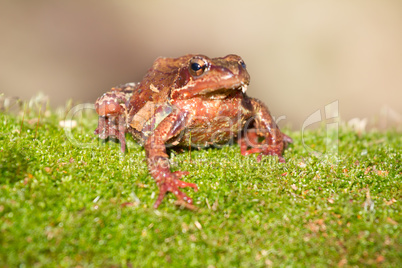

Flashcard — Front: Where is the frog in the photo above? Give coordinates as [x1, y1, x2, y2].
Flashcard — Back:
[94, 54, 292, 209]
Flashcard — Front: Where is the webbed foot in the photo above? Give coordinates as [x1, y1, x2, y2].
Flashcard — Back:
[94, 116, 127, 153]
[238, 129, 290, 163]
[153, 170, 198, 209]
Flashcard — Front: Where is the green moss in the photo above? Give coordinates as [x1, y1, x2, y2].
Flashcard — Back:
[0, 105, 401, 267]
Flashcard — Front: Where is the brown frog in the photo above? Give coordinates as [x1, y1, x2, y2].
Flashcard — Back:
[94, 54, 292, 209]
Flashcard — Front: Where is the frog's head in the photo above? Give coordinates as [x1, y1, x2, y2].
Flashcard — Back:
[171, 54, 250, 100]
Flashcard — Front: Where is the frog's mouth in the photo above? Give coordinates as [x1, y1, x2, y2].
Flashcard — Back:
[200, 83, 248, 99]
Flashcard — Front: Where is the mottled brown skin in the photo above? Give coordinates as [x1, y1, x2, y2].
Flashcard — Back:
[95, 54, 292, 208]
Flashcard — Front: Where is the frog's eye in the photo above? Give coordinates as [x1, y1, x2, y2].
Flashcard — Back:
[189, 57, 208, 77]
[239, 59, 247, 69]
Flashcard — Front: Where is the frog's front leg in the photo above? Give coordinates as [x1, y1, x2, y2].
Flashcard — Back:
[94, 83, 136, 153]
[94, 116, 127, 153]
[239, 98, 292, 163]
[145, 109, 198, 209]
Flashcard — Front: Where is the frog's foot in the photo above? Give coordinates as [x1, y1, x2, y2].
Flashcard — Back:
[282, 133, 293, 147]
[153, 171, 198, 209]
[94, 116, 127, 153]
[238, 130, 285, 163]
[241, 145, 285, 163]
[238, 129, 259, 154]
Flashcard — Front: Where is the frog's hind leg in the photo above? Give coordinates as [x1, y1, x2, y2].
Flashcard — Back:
[238, 129, 277, 162]
[239, 98, 293, 163]
[238, 129, 259, 155]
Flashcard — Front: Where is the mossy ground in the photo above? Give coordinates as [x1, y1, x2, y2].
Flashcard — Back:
[0, 100, 400, 267]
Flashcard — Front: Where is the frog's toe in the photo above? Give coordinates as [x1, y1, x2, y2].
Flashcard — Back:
[172, 170, 189, 178]
[153, 184, 195, 209]
[173, 188, 195, 206]
[241, 147, 263, 156]
[172, 171, 198, 191]
[283, 134, 293, 144]
[154, 187, 168, 209]
[153, 172, 197, 209]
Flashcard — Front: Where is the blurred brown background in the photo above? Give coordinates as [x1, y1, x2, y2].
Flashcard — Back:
[1, 0, 401, 129]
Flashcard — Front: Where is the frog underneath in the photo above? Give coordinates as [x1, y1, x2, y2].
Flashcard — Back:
[95, 54, 292, 209]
